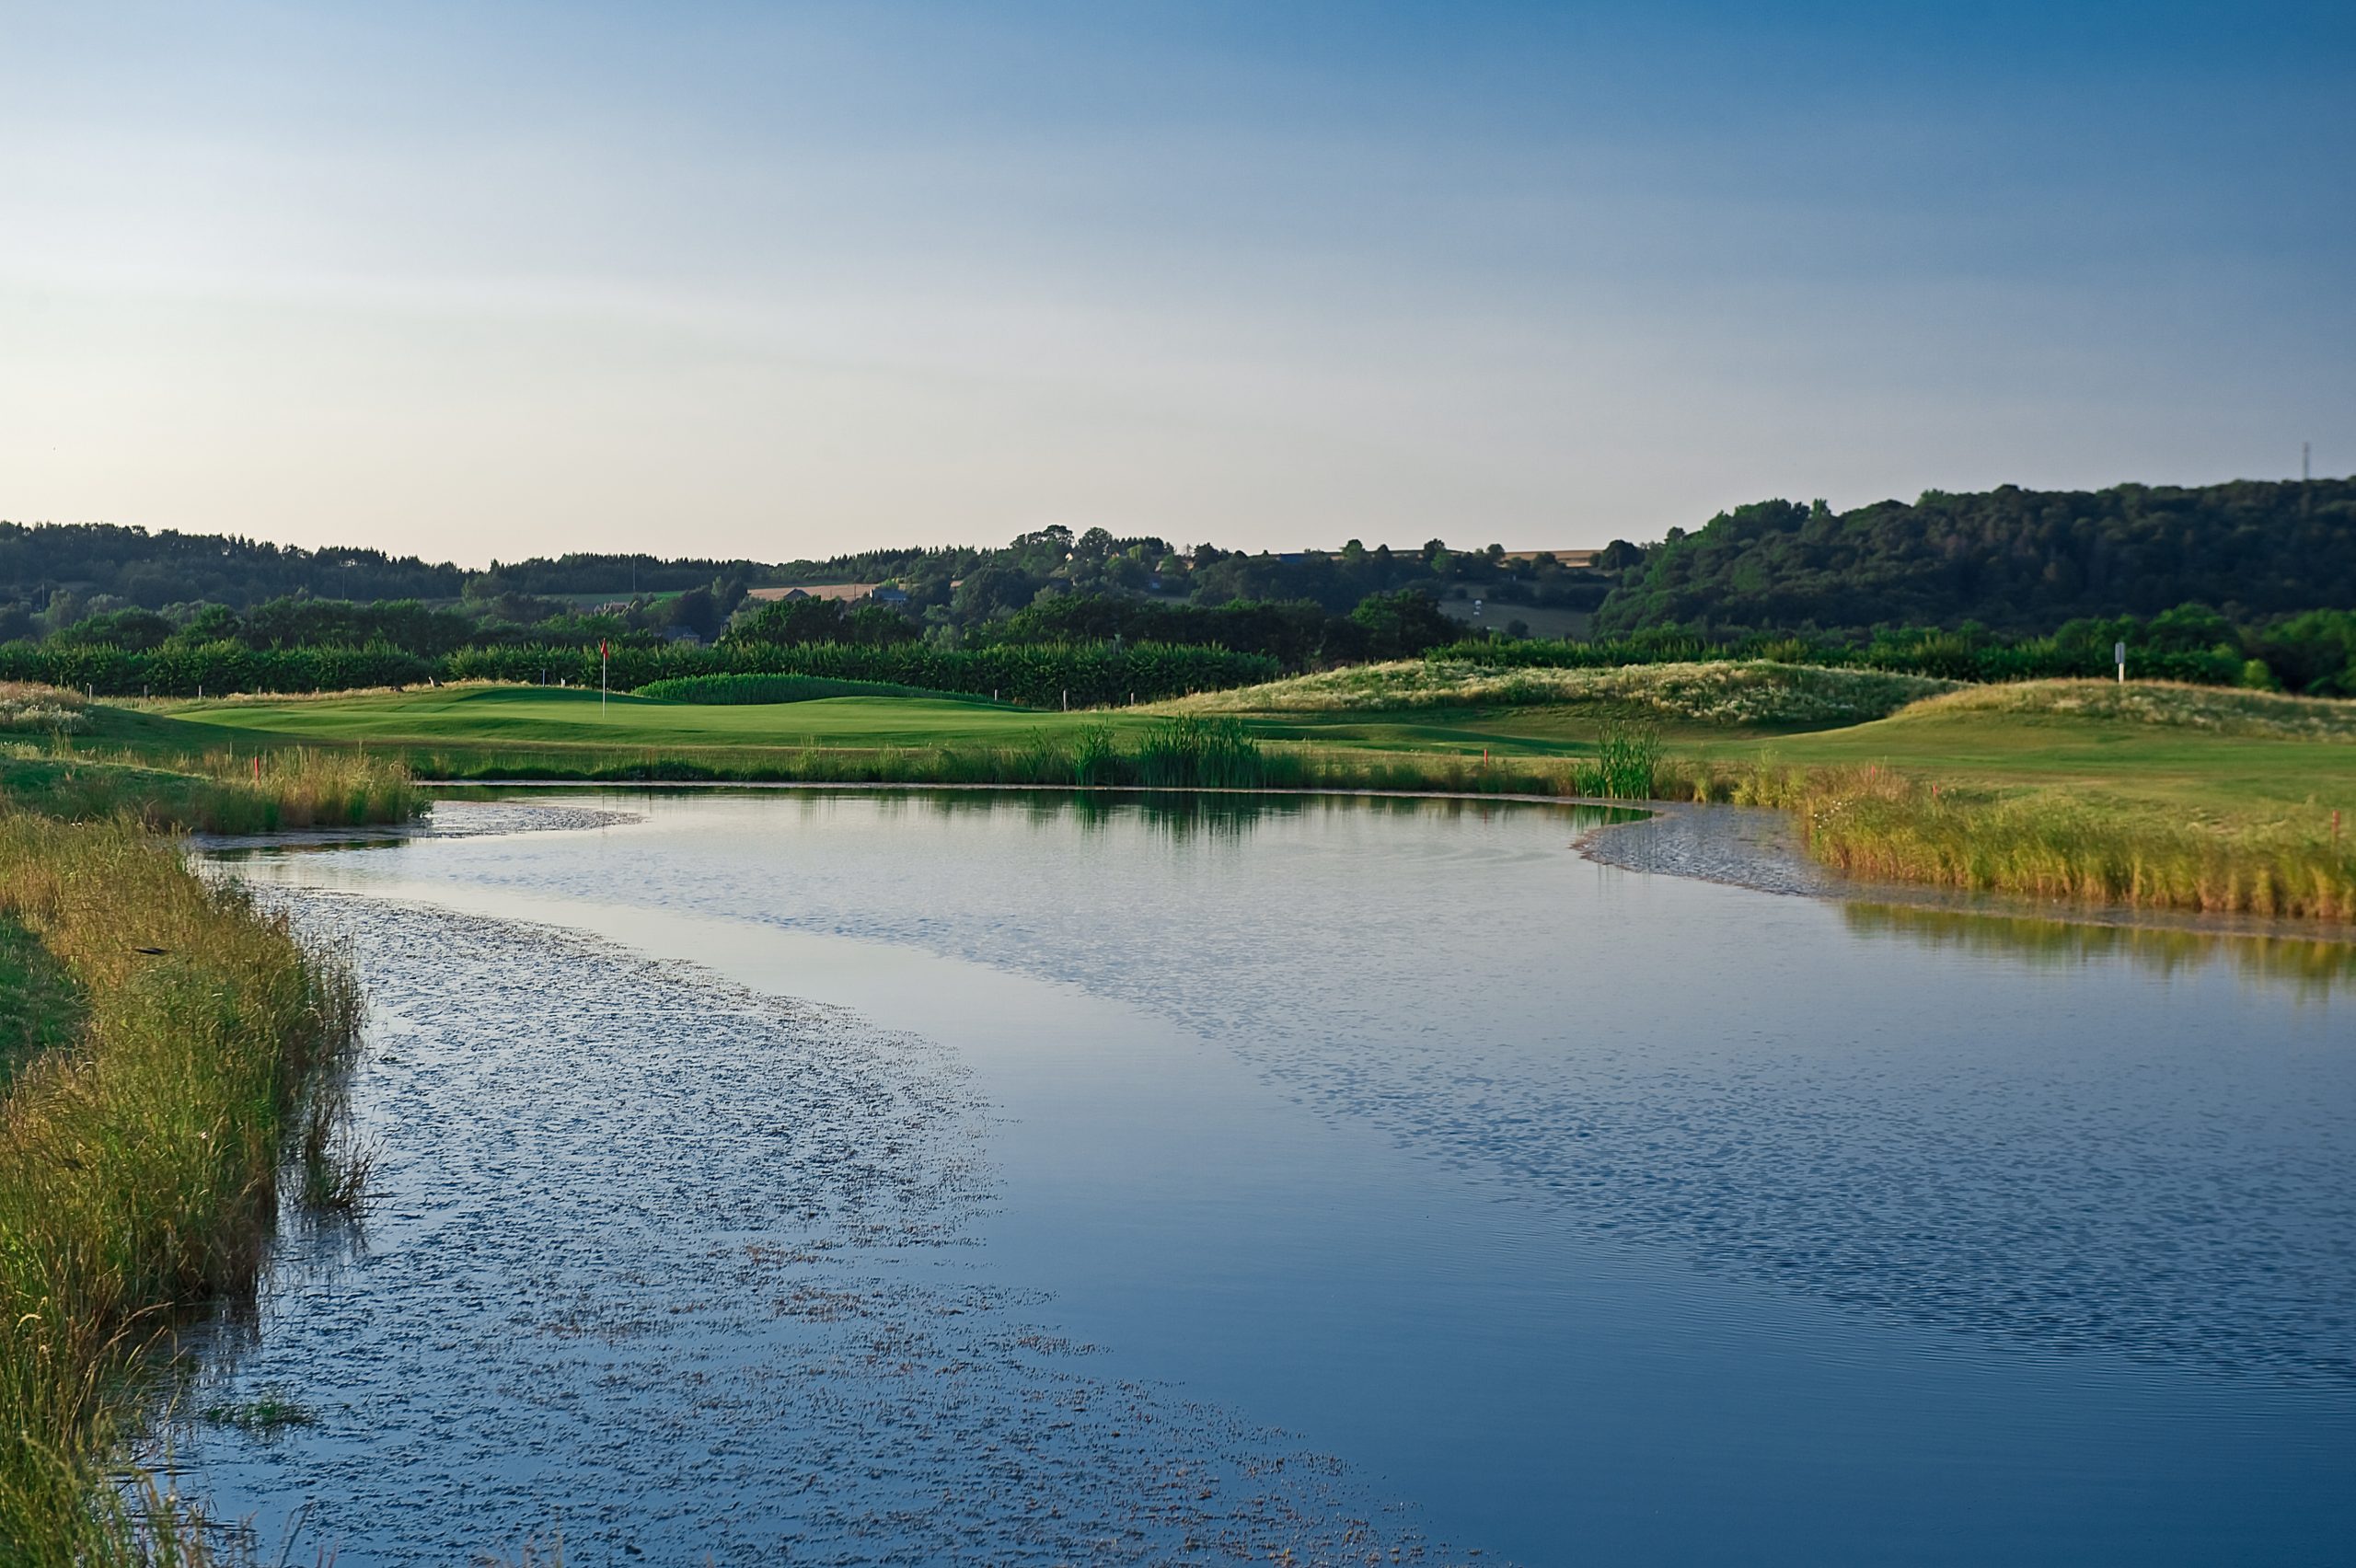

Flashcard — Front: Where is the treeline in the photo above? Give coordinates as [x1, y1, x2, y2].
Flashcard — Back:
[1597, 478, 2356, 635]
[0, 639, 1279, 708]
[1445, 603, 2356, 695]
[0, 522, 461, 611]
[0, 516, 1615, 643]
[926, 587, 1456, 664]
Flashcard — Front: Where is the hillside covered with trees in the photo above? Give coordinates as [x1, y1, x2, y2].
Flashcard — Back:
[1595, 478, 2355, 635]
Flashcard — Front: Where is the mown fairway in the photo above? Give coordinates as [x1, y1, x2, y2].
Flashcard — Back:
[160, 686, 1118, 750]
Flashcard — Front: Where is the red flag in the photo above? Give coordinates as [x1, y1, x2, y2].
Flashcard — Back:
[600, 640, 608, 658]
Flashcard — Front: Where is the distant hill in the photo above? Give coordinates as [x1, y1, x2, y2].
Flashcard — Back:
[1593, 478, 2356, 634]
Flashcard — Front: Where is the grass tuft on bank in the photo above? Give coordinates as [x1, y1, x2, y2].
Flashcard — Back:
[0, 813, 364, 1562]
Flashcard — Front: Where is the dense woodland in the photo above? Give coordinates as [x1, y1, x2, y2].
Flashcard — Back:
[1597, 478, 2356, 635]
[3, 476, 2351, 697]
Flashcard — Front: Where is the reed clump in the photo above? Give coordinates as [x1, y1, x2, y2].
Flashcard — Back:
[0, 813, 363, 1562]
[1753, 767, 2356, 920]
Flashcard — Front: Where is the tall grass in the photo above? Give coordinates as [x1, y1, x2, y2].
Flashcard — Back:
[1710, 766, 2356, 921]
[1, 746, 420, 834]
[0, 813, 363, 1562]
[0, 683, 88, 734]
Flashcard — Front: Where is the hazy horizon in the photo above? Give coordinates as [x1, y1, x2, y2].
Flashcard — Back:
[4, 2, 2350, 566]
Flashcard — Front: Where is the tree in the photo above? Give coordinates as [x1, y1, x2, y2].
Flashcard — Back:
[1347, 588, 1456, 658]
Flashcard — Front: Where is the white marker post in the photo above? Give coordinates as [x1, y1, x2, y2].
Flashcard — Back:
[601, 639, 609, 711]
[2115, 640, 2126, 685]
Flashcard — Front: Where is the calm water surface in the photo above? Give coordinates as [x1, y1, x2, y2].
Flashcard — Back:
[191, 790, 2353, 1565]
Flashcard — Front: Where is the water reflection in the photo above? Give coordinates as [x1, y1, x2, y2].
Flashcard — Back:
[1843, 901, 2356, 994]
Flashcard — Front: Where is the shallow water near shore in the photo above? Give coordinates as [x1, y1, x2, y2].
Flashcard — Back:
[187, 790, 2354, 1565]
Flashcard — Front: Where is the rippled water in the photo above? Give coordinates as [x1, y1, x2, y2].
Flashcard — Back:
[187, 790, 2354, 1566]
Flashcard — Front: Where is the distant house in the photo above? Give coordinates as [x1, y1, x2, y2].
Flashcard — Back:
[869, 585, 910, 607]
[664, 626, 703, 645]
[745, 582, 884, 604]
[1496, 549, 1604, 570]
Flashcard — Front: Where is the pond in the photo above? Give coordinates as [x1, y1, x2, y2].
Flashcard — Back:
[184, 790, 2354, 1566]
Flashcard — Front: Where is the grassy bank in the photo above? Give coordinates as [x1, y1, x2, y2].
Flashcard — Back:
[0, 813, 364, 1562]
[0, 746, 420, 834]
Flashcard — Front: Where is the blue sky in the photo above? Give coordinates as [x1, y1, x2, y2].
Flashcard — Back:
[1, 1, 2349, 562]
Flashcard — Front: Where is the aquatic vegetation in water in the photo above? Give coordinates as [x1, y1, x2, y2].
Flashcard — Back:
[201, 1387, 318, 1435]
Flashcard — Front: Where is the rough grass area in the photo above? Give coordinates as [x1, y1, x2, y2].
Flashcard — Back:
[0, 746, 420, 834]
[1901, 679, 2356, 740]
[0, 683, 88, 734]
[0, 813, 364, 1562]
[1172, 659, 1958, 728]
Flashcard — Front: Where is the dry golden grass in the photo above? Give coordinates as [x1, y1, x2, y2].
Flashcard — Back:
[0, 683, 89, 733]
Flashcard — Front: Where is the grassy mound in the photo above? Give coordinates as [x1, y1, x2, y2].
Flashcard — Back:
[634, 672, 1000, 706]
[1899, 679, 2356, 740]
[1177, 659, 1957, 728]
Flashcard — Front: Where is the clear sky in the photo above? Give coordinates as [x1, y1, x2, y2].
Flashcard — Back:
[2, 1, 2350, 563]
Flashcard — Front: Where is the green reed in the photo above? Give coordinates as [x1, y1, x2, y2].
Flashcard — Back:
[0, 813, 364, 1562]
